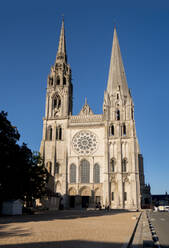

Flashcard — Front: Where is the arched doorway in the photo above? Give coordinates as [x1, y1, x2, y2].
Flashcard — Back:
[79, 186, 91, 208]
[69, 187, 76, 208]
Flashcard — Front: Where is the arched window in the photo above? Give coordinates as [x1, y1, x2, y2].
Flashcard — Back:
[80, 159, 90, 183]
[122, 158, 127, 172]
[53, 95, 61, 109]
[46, 161, 52, 174]
[110, 159, 115, 172]
[123, 124, 126, 136]
[93, 163, 100, 183]
[70, 164, 76, 183]
[56, 77, 60, 85]
[47, 126, 52, 140]
[110, 125, 114, 136]
[55, 163, 60, 174]
[63, 77, 66, 85]
[116, 110, 120, 121]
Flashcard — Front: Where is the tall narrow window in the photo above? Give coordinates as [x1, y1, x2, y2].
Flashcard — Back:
[53, 95, 61, 109]
[124, 192, 127, 201]
[47, 126, 52, 140]
[70, 164, 76, 183]
[59, 127, 62, 140]
[112, 192, 114, 201]
[49, 77, 53, 86]
[93, 163, 100, 183]
[63, 77, 66, 85]
[123, 124, 126, 136]
[56, 77, 60, 85]
[111, 159, 115, 172]
[122, 158, 127, 172]
[80, 159, 90, 183]
[55, 163, 60, 174]
[56, 126, 62, 140]
[110, 125, 114, 136]
[49, 127, 52, 140]
[116, 110, 120, 121]
[131, 108, 134, 120]
[117, 93, 119, 100]
[56, 127, 58, 140]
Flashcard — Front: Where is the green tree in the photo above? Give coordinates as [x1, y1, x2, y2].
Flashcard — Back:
[0, 111, 48, 206]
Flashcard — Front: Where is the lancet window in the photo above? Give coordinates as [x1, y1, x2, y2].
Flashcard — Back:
[80, 159, 90, 183]
[63, 77, 66, 85]
[56, 126, 62, 140]
[116, 110, 120, 121]
[110, 125, 114, 136]
[55, 162, 60, 174]
[56, 77, 60, 85]
[70, 164, 76, 183]
[122, 158, 127, 172]
[110, 159, 115, 172]
[93, 163, 100, 183]
[53, 95, 61, 109]
[47, 126, 52, 140]
[123, 124, 126, 136]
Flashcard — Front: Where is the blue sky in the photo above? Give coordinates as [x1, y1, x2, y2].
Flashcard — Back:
[0, 0, 169, 194]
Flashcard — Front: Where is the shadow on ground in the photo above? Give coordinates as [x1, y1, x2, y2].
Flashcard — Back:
[0, 224, 30, 238]
[0, 240, 147, 248]
[0, 209, 136, 224]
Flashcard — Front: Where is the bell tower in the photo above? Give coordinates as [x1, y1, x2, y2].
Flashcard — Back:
[103, 27, 141, 209]
[45, 19, 73, 119]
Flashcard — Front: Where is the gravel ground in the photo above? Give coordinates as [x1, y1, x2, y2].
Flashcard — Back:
[0, 210, 140, 248]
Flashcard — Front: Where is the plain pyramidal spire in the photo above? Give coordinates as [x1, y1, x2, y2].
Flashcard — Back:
[56, 18, 67, 63]
[106, 26, 129, 97]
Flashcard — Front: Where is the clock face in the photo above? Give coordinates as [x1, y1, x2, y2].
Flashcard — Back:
[72, 130, 98, 155]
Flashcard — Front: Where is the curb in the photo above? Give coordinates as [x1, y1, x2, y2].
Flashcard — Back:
[131, 210, 154, 247]
[122, 212, 142, 248]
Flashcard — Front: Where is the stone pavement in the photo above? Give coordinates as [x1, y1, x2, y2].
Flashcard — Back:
[131, 211, 154, 248]
[0, 210, 140, 248]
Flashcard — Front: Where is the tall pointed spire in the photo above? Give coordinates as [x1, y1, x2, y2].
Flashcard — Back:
[106, 27, 129, 97]
[56, 18, 67, 63]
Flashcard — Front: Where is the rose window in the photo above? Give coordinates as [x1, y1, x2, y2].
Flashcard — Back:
[72, 131, 98, 155]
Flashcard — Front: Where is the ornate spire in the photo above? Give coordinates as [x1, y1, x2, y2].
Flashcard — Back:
[79, 98, 94, 116]
[106, 27, 129, 97]
[56, 18, 67, 63]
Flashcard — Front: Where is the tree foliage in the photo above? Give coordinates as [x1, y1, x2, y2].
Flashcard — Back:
[0, 111, 48, 206]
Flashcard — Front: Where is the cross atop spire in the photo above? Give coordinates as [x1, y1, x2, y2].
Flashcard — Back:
[56, 18, 67, 63]
[106, 27, 129, 98]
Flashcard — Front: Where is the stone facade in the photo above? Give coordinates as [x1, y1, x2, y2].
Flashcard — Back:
[40, 19, 146, 210]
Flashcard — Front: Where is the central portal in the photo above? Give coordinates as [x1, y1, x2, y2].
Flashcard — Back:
[82, 196, 89, 208]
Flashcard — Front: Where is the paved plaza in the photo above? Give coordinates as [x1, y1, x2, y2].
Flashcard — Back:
[0, 210, 140, 248]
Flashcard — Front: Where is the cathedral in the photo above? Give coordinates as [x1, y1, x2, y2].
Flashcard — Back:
[40, 19, 147, 210]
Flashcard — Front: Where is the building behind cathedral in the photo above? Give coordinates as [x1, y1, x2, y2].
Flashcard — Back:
[40, 19, 148, 210]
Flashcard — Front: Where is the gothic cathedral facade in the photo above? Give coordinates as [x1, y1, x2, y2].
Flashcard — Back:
[40, 20, 146, 210]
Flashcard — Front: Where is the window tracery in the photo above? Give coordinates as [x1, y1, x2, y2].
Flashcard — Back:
[72, 131, 98, 155]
